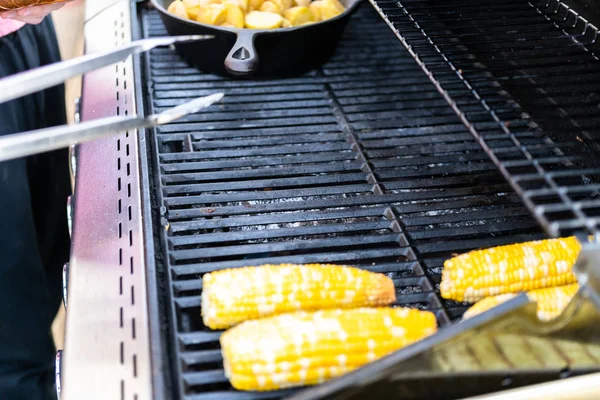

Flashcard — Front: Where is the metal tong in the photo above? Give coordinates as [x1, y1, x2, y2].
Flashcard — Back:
[0, 35, 211, 105]
[0, 34, 223, 161]
[0, 93, 223, 162]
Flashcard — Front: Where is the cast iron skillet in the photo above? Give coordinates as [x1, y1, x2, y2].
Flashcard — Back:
[150, 0, 362, 77]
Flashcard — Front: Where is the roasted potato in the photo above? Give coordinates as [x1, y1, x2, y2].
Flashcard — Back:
[259, 1, 282, 15]
[283, 6, 314, 26]
[249, 0, 265, 11]
[196, 3, 227, 25]
[168, 0, 189, 19]
[308, 0, 323, 20]
[321, 0, 344, 18]
[166, 0, 345, 29]
[245, 11, 283, 29]
[223, 2, 245, 27]
[186, 6, 201, 19]
[236, 0, 249, 12]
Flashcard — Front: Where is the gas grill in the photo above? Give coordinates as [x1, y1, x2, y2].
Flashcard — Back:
[60, 0, 600, 399]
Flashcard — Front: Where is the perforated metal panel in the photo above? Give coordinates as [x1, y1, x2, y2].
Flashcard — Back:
[62, 1, 153, 399]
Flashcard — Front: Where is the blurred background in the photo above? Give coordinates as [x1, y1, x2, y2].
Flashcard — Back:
[51, 0, 85, 350]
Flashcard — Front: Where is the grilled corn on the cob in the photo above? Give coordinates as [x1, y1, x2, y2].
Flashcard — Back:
[440, 237, 580, 302]
[202, 263, 396, 330]
[462, 284, 579, 321]
[220, 307, 437, 391]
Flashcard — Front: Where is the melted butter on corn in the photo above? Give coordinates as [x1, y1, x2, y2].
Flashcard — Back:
[440, 237, 581, 302]
[201, 263, 396, 330]
[220, 307, 437, 391]
[462, 284, 579, 321]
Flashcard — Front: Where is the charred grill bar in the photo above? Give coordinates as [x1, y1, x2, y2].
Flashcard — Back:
[62, 0, 600, 399]
[370, 0, 600, 237]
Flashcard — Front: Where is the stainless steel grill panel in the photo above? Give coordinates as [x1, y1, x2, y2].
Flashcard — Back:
[62, 1, 153, 399]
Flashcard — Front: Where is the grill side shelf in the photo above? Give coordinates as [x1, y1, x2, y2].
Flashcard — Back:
[369, 0, 600, 238]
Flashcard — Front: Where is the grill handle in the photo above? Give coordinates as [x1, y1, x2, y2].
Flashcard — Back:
[0, 93, 224, 162]
[224, 30, 259, 76]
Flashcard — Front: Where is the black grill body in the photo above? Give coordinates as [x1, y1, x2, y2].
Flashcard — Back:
[133, 1, 600, 399]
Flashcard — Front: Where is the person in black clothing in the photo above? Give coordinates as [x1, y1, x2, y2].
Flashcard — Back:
[0, 3, 72, 399]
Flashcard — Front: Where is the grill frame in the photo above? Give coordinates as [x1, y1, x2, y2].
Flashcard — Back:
[132, 0, 171, 396]
[127, 1, 600, 399]
[131, 6, 600, 399]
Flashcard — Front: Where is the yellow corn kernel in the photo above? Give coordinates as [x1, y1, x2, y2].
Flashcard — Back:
[440, 237, 581, 302]
[463, 293, 517, 319]
[221, 307, 437, 391]
[201, 263, 396, 330]
[463, 284, 579, 322]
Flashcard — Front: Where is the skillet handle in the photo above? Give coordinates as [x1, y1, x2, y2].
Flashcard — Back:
[224, 30, 259, 76]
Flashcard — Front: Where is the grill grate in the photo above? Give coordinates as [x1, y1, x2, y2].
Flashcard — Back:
[370, 0, 600, 237]
[135, 4, 579, 400]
